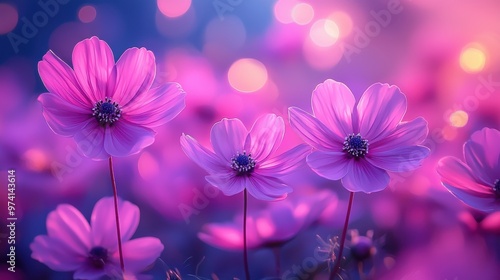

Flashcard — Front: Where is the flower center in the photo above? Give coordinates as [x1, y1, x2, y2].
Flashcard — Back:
[88, 246, 109, 269]
[231, 151, 256, 175]
[92, 97, 121, 126]
[343, 133, 369, 158]
[494, 179, 500, 197]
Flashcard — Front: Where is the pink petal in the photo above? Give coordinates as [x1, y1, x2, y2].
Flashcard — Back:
[104, 121, 155, 157]
[30, 235, 84, 271]
[73, 121, 108, 160]
[357, 83, 407, 143]
[38, 50, 92, 107]
[367, 146, 430, 172]
[311, 79, 355, 139]
[198, 220, 261, 250]
[121, 237, 164, 272]
[210, 118, 247, 161]
[91, 197, 140, 251]
[38, 93, 93, 136]
[437, 157, 493, 195]
[288, 107, 343, 150]
[205, 172, 245, 196]
[306, 151, 350, 180]
[341, 160, 390, 193]
[247, 175, 291, 201]
[258, 144, 311, 176]
[46, 204, 91, 256]
[370, 117, 428, 151]
[180, 134, 227, 174]
[73, 266, 108, 280]
[244, 114, 284, 162]
[72, 37, 115, 102]
[464, 128, 500, 186]
[124, 82, 186, 127]
[111, 47, 156, 107]
[444, 183, 500, 212]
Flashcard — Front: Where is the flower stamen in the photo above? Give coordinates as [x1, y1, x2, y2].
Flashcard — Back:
[92, 97, 121, 126]
[88, 246, 109, 269]
[343, 133, 369, 158]
[231, 151, 256, 175]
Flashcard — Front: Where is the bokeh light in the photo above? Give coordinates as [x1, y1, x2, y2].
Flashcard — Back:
[228, 58, 268, 93]
[157, 0, 191, 18]
[459, 44, 486, 73]
[274, 0, 297, 24]
[138, 152, 160, 180]
[449, 110, 469, 127]
[78, 5, 97, 23]
[291, 3, 314, 25]
[329, 11, 353, 38]
[309, 19, 340, 47]
[0, 4, 18, 34]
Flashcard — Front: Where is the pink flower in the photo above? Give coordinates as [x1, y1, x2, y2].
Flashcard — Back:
[288, 79, 430, 193]
[198, 190, 334, 250]
[437, 128, 500, 212]
[38, 36, 185, 160]
[180, 113, 310, 200]
[30, 197, 164, 279]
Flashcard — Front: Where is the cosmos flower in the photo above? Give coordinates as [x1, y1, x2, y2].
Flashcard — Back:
[288, 79, 430, 193]
[437, 128, 500, 212]
[180, 113, 310, 200]
[30, 197, 164, 279]
[198, 190, 334, 250]
[38, 36, 185, 160]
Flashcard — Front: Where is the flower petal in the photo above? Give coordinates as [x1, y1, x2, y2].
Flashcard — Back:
[437, 156, 494, 196]
[205, 172, 245, 196]
[180, 134, 227, 174]
[73, 121, 108, 160]
[210, 118, 247, 161]
[111, 47, 156, 107]
[288, 107, 343, 150]
[72, 36, 115, 102]
[258, 144, 311, 176]
[124, 82, 186, 127]
[30, 235, 85, 271]
[38, 93, 93, 136]
[370, 117, 428, 150]
[341, 160, 390, 193]
[306, 151, 350, 180]
[311, 79, 355, 138]
[245, 114, 285, 162]
[38, 50, 92, 106]
[464, 128, 500, 185]
[91, 197, 140, 250]
[104, 121, 155, 157]
[120, 237, 164, 273]
[443, 183, 500, 212]
[357, 83, 407, 143]
[367, 146, 430, 172]
[46, 204, 91, 256]
[247, 175, 291, 201]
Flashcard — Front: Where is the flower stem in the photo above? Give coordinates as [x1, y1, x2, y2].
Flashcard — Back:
[109, 157, 125, 272]
[243, 189, 251, 280]
[273, 246, 281, 277]
[329, 191, 354, 280]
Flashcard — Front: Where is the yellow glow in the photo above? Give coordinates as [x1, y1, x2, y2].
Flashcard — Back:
[157, 0, 191, 18]
[228, 58, 268, 93]
[460, 45, 486, 73]
[309, 19, 340, 47]
[449, 110, 469, 127]
[291, 3, 314, 25]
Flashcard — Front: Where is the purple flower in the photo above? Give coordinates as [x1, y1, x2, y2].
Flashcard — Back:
[180, 114, 310, 200]
[30, 197, 164, 279]
[437, 128, 500, 212]
[289, 79, 430, 193]
[38, 36, 185, 160]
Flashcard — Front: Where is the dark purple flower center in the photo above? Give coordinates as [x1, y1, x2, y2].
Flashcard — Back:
[88, 246, 109, 269]
[494, 179, 500, 196]
[343, 133, 369, 158]
[350, 236, 375, 261]
[92, 97, 122, 126]
[231, 151, 256, 175]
